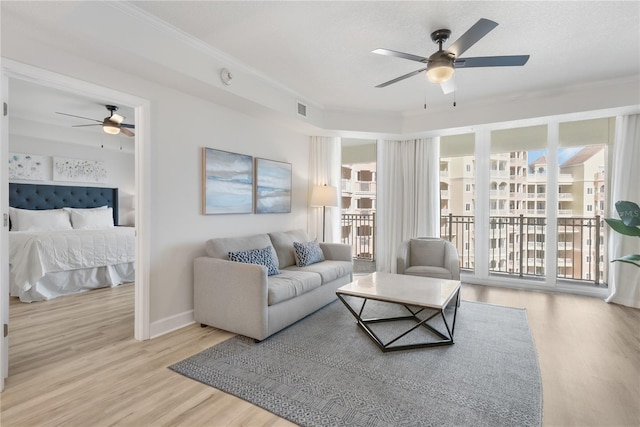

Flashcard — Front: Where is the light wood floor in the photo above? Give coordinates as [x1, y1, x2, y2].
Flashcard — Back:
[1, 283, 639, 427]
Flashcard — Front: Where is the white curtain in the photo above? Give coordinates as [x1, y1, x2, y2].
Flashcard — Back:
[308, 136, 341, 242]
[606, 114, 640, 308]
[377, 137, 440, 273]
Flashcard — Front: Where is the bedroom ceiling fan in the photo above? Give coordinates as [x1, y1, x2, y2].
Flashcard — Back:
[55, 105, 135, 137]
[373, 18, 530, 94]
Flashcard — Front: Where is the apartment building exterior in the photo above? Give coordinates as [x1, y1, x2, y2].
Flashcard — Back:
[440, 145, 607, 285]
[341, 163, 377, 260]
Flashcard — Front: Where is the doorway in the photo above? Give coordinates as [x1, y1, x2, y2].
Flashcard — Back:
[0, 60, 150, 391]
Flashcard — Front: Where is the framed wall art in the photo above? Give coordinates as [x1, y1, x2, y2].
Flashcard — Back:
[53, 157, 107, 183]
[255, 158, 292, 214]
[202, 147, 253, 214]
[8, 153, 47, 181]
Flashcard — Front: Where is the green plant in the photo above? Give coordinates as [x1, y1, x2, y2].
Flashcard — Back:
[604, 201, 640, 267]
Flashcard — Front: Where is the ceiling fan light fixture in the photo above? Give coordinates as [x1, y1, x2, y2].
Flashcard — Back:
[102, 121, 121, 135]
[426, 64, 454, 83]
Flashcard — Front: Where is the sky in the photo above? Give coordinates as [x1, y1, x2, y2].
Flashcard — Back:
[528, 147, 582, 166]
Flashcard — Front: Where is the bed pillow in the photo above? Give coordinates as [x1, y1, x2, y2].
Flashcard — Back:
[9, 207, 72, 232]
[293, 240, 325, 267]
[68, 207, 114, 230]
[228, 246, 280, 276]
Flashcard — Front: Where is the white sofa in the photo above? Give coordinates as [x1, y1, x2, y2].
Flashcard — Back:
[194, 229, 353, 341]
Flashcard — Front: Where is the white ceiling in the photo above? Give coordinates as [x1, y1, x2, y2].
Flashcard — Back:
[129, 0, 640, 114]
[2, 1, 639, 130]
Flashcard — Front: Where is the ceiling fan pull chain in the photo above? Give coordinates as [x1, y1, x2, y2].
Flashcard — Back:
[453, 80, 457, 107]
[424, 86, 427, 109]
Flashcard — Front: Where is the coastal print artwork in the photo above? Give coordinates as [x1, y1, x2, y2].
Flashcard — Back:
[255, 158, 292, 214]
[53, 157, 107, 183]
[202, 147, 253, 214]
[8, 153, 46, 181]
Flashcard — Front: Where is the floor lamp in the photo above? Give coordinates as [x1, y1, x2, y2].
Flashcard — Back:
[310, 184, 339, 242]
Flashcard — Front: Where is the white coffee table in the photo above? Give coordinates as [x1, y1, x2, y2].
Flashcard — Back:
[336, 272, 461, 352]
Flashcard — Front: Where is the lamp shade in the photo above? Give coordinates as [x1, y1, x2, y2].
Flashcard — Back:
[310, 185, 338, 207]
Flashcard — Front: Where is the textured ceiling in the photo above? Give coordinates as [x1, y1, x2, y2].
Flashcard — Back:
[130, 1, 640, 114]
[2, 1, 639, 123]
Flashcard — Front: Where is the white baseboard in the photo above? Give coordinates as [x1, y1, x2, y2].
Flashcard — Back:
[149, 309, 195, 339]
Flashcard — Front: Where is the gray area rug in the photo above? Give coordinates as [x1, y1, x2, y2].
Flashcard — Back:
[170, 299, 542, 427]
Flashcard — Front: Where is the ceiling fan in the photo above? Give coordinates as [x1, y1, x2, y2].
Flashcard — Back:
[373, 18, 530, 94]
[56, 104, 135, 137]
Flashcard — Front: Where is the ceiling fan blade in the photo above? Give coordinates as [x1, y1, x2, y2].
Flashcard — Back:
[55, 112, 102, 123]
[440, 79, 457, 94]
[448, 18, 498, 57]
[454, 55, 530, 68]
[109, 113, 125, 124]
[120, 123, 135, 129]
[121, 127, 135, 137]
[372, 48, 428, 63]
[72, 124, 101, 128]
[375, 67, 428, 88]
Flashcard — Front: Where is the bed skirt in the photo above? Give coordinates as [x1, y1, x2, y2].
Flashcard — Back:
[10, 262, 135, 303]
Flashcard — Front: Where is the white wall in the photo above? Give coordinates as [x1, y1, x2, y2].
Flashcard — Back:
[3, 39, 309, 336]
[8, 133, 136, 225]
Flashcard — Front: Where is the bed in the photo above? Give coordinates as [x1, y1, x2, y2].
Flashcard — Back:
[9, 183, 135, 302]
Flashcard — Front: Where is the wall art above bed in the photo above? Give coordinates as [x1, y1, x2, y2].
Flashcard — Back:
[202, 147, 253, 215]
[8, 153, 47, 181]
[255, 158, 292, 214]
[53, 157, 108, 183]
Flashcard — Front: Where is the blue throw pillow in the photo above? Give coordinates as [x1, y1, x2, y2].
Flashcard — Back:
[293, 240, 325, 267]
[228, 246, 280, 276]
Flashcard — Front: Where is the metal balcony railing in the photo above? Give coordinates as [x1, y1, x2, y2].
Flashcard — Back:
[440, 214, 607, 286]
[341, 213, 375, 261]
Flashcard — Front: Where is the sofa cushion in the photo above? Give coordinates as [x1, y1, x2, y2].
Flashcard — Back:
[205, 233, 274, 260]
[410, 239, 446, 267]
[267, 270, 322, 305]
[404, 266, 454, 280]
[293, 240, 325, 266]
[228, 246, 280, 276]
[268, 229, 311, 269]
[284, 260, 353, 285]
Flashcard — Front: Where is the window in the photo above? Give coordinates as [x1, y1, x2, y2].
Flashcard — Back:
[465, 203, 471, 211]
[587, 204, 593, 212]
[587, 188, 593, 194]
[465, 242, 469, 250]
[586, 256, 591, 263]
[465, 184, 471, 192]
[466, 164, 471, 172]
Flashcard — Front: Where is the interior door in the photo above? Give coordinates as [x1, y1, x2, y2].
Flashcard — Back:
[0, 72, 10, 392]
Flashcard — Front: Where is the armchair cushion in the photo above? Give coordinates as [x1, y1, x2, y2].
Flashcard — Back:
[404, 266, 455, 280]
[410, 239, 446, 267]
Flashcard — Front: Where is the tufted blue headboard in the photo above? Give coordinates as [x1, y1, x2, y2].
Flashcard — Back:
[9, 183, 119, 225]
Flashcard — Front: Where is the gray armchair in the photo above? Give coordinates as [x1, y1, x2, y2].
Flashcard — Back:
[397, 237, 460, 281]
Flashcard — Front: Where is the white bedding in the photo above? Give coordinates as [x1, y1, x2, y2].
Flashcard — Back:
[9, 227, 135, 302]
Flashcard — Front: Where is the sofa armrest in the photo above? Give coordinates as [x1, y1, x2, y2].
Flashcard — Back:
[319, 243, 352, 262]
[396, 240, 410, 274]
[194, 257, 269, 340]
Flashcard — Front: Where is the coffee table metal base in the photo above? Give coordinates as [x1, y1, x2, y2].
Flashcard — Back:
[336, 291, 460, 352]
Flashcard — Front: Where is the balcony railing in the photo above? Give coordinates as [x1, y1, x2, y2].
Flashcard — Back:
[441, 214, 606, 286]
[341, 211, 606, 285]
[341, 213, 375, 261]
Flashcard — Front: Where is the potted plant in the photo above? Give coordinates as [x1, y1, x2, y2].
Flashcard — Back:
[605, 201, 640, 267]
